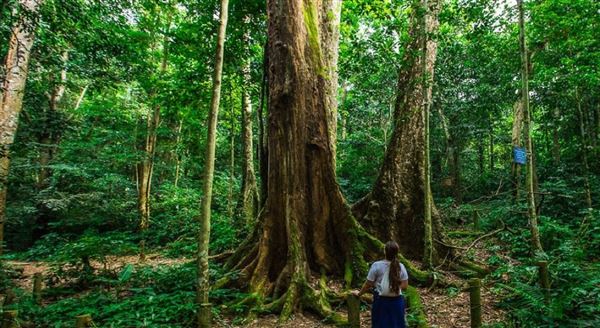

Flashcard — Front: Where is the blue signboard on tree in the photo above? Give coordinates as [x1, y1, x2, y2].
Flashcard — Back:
[513, 147, 527, 165]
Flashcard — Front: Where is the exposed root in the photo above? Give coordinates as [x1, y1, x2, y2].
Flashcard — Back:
[405, 286, 429, 328]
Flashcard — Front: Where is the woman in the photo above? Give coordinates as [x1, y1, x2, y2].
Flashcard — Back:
[353, 241, 409, 328]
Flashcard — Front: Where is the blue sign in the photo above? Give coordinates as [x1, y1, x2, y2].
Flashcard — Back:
[513, 147, 527, 165]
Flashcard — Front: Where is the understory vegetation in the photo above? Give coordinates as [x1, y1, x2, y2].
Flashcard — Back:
[1, 0, 598, 327]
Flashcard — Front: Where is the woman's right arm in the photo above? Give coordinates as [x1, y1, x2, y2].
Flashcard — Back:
[353, 280, 375, 297]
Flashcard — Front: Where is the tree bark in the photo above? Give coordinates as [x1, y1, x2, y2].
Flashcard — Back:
[0, 0, 43, 255]
[320, 0, 342, 166]
[227, 0, 374, 320]
[511, 97, 524, 202]
[258, 42, 268, 207]
[236, 19, 259, 224]
[352, 0, 448, 261]
[518, 0, 543, 254]
[137, 21, 170, 260]
[196, 0, 228, 326]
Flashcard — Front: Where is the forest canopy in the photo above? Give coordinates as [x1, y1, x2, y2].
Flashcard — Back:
[0, 0, 598, 327]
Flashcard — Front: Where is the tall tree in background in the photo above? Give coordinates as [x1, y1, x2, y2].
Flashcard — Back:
[196, 0, 228, 326]
[137, 10, 171, 260]
[0, 0, 43, 255]
[352, 0, 448, 261]
[517, 0, 543, 254]
[235, 16, 259, 224]
[32, 49, 68, 241]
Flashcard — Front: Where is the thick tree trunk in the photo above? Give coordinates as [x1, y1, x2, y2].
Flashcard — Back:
[138, 26, 169, 260]
[320, 0, 342, 165]
[258, 42, 268, 207]
[236, 23, 259, 224]
[0, 0, 42, 255]
[518, 0, 543, 254]
[228, 0, 375, 320]
[352, 0, 448, 261]
[196, 0, 228, 326]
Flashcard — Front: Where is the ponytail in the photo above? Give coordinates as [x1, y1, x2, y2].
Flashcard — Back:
[385, 241, 401, 294]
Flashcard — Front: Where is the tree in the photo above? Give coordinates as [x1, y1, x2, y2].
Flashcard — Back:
[235, 16, 259, 224]
[32, 49, 68, 241]
[352, 0, 449, 261]
[196, 0, 228, 326]
[223, 0, 378, 320]
[517, 0, 543, 254]
[137, 6, 172, 260]
[0, 0, 43, 255]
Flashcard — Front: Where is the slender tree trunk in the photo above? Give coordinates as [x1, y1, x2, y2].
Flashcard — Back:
[32, 50, 68, 242]
[37, 50, 68, 190]
[478, 135, 484, 175]
[74, 85, 88, 110]
[511, 100, 524, 200]
[489, 120, 495, 171]
[352, 0, 448, 260]
[138, 24, 170, 260]
[174, 119, 183, 188]
[518, 0, 543, 254]
[236, 20, 259, 224]
[0, 0, 43, 255]
[575, 89, 592, 208]
[196, 0, 228, 326]
[551, 107, 561, 166]
[227, 93, 235, 219]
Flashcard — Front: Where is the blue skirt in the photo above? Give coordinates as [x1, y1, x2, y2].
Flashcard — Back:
[371, 295, 406, 328]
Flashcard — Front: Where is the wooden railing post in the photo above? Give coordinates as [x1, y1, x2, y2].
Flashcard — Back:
[75, 314, 93, 328]
[2, 310, 18, 328]
[347, 294, 360, 328]
[469, 278, 482, 328]
[198, 303, 212, 328]
[33, 272, 43, 305]
[537, 261, 550, 303]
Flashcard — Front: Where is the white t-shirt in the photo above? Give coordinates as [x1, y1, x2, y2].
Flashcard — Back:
[367, 260, 409, 296]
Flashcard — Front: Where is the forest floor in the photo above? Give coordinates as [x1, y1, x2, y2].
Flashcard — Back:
[8, 248, 506, 328]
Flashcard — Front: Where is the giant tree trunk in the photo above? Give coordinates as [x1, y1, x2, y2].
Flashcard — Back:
[320, 0, 342, 165]
[137, 27, 169, 260]
[227, 0, 376, 320]
[352, 0, 448, 261]
[236, 21, 259, 224]
[196, 0, 228, 326]
[0, 0, 43, 255]
[257, 42, 268, 207]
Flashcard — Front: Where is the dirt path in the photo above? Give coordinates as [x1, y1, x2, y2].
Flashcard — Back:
[7, 257, 504, 327]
